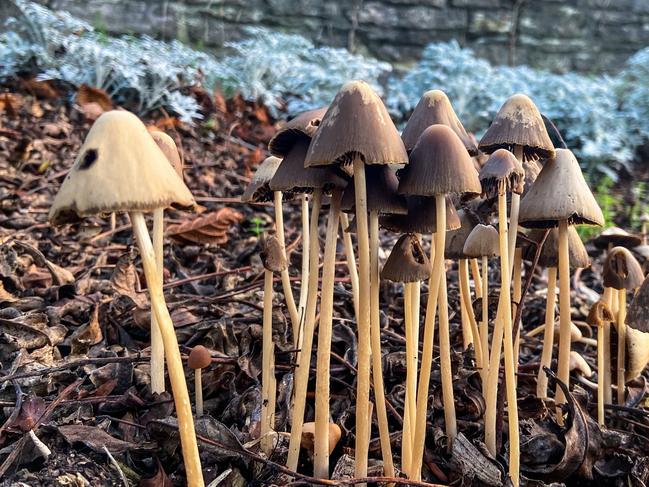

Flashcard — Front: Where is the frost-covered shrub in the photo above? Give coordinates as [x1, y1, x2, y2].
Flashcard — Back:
[618, 47, 649, 147]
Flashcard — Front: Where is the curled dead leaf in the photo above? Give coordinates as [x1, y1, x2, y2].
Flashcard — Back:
[167, 208, 243, 246]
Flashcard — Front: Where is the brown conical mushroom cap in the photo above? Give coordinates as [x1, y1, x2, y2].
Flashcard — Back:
[260, 233, 288, 273]
[305, 81, 407, 168]
[518, 149, 604, 228]
[381, 233, 431, 283]
[602, 246, 644, 290]
[49, 110, 194, 225]
[269, 138, 347, 194]
[150, 130, 183, 178]
[401, 90, 478, 156]
[479, 148, 525, 197]
[444, 209, 480, 259]
[188, 345, 211, 370]
[522, 158, 542, 197]
[586, 300, 614, 328]
[341, 165, 406, 215]
[241, 156, 282, 203]
[626, 327, 649, 381]
[569, 351, 592, 378]
[301, 422, 342, 455]
[522, 227, 590, 269]
[398, 125, 481, 197]
[592, 227, 642, 250]
[269, 107, 327, 157]
[478, 93, 555, 159]
[380, 195, 460, 234]
[463, 224, 500, 258]
[628, 275, 649, 332]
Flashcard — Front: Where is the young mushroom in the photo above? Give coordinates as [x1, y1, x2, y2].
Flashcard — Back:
[592, 227, 642, 252]
[519, 149, 603, 424]
[49, 110, 203, 486]
[259, 232, 288, 455]
[398, 124, 481, 479]
[381, 233, 431, 477]
[303, 80, 408, 479]
[478, 148, 524, 475]
[602, 246, 644, 404]
[586, 300, 614, 426]
[188, 345, 211, 418]
[463, 223, 500, 383]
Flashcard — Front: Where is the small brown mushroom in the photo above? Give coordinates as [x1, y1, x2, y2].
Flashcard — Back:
[188, 345, 211, 418]
[592, 227, 642, 251]
[301, 422, 342, 457]
[586, 300, 614, 426]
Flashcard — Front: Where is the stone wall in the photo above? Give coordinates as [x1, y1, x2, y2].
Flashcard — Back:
[36, 0, 649, 73]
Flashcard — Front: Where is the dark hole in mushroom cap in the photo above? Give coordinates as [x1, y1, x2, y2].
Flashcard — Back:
[410, 234, 427, 265]
[78, 149, 98, 170]
[311, 119, 320, 127]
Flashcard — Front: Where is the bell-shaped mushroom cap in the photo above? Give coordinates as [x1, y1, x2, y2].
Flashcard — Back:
[381, 233, 431, 283]
[268, 107, 327, 157]
[305, 81, 407, 168]
[628, 275, 649, 332]
[592, 227, 642, 250]
[269, 138, 347, 194]
[463, 224, 500, 258]
[398, 125, 481, 197]
[603, 246, 644, 290]
[479, 149, 525, 197]
[380, 195, 460, 234]
[150, 130, 183, 178]
[341, 165, 406, 215]
[49, 110, 194, 225]
[188, 345, 211, 370]
[518, 149, 604, 228]
[401, 90, 478, 156]
[522, 227, 590, 269]
[569, 351, 592, 378]
[626, 327, 649, 381]
[478, 93, 555, 159]
[586, 300, 614, 328]
[260, 233, 287, 273]
[241, 156, 282, 203]
[444, 209, 480, 259]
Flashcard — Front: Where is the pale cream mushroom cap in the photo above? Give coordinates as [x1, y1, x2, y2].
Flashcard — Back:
[50, 110, 194, 224]
[150, 130, 183, 178]
[626, 326, 649, 381]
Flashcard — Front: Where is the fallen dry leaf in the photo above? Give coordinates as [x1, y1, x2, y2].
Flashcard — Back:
[167, 208, 243, 245]
[58, 424, 135, 454]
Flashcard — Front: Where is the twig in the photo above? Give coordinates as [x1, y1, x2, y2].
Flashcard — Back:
[103, 446, 129, 487]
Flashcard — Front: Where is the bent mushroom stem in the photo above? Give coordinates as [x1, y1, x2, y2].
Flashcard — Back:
[151, 207, 166, 394]
[555, 220, 571, 422]
[602, 287, 613, 404]
[130, 212, 204, 487]
[297, 193, 310, 345]
[481, 255, 490, 378]
[471, 258, 483, 300]
[617, 289, 627, 405]
[261, 268, 275, 456]
[286, 189, 323, 471]
[314, 190, 342, 478]
[274, 191, 300, 345]
[339, 212, 360, 321]
[536, 267, 557, 399]
[459, 259, 483, 372]
[368, 210, 395, 479]
[353, 158, 372, 483]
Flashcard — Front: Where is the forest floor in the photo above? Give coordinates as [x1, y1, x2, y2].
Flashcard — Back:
[0, 79, 648, 486]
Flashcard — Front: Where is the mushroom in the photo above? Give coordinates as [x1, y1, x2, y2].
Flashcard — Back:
[148, 130, 184, 394]
[446, 210, 483, 361]
[303, 80, 408, 479]
[519, 149, 604, 425]
[381, 233, 430, 477]
[188, 345, 211, 418]
[592, 227, 642, 252]
[243, 155, 300, 352]
[258, 233, 287, 455]
[586, 300, 614, 426]
[570, 351, 593, 379]
[49, 110, 203, 486]
[602, 246, 644, 404]
[522, 227, 590, 399]
[478, 148, 524, 470]
[398, 124, 481, 478]
[301, 422, 342, 458]
[463, 223, 500, 383]
[626, 274, 649, 382]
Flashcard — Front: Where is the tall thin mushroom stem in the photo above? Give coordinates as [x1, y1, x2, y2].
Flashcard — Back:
[512, 249, 523, 375]
[402, 282, 414, 477]
[314, 190, 342, 478]
[195, 368, 204, 418]
[339, 212, 360, 320]
[274, 191, 300, 346]
[261, 269, 275, 456]
[471, 258, 483, 300]
[602, 287, 613, 404]
[555, 219, 571, 422]
[369, 210, 395, 478]
[151, 207, 166, 394]
[459, 258, 483, 370]
[536, 267, 557, 399]
[297, 193, 310, 345]
[352, 158, 372, 483]
[481, 255, 490, 377]
[597, 316, 606, 426]
[509, 145, 523, 280]
[286, 190, 323, 471]
[617, 289, 627, 405]
[130, 212, 204, 487]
